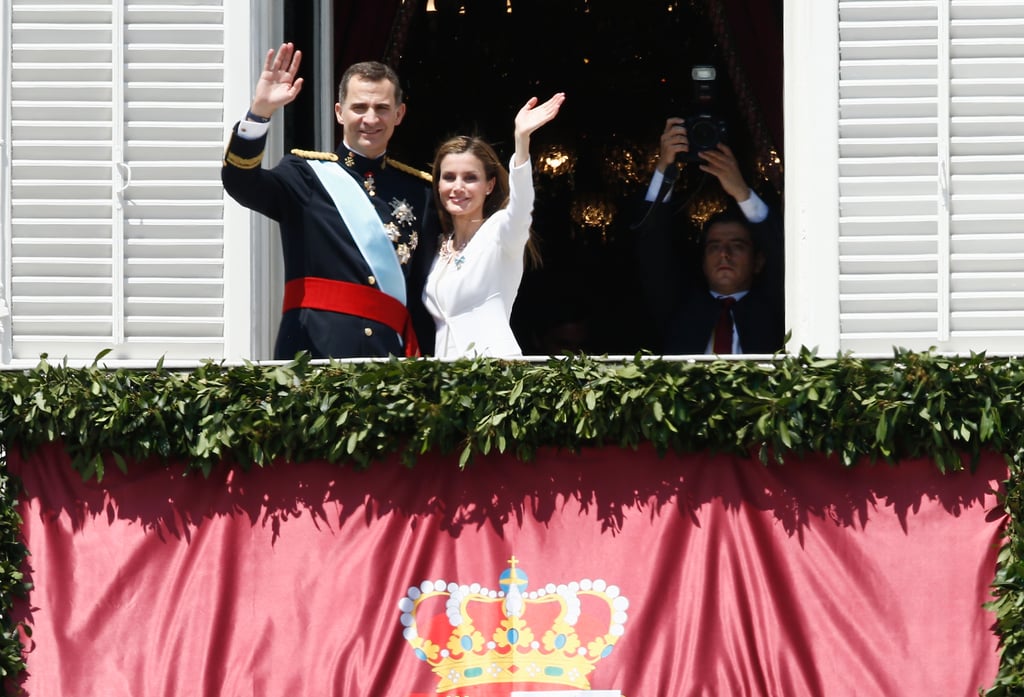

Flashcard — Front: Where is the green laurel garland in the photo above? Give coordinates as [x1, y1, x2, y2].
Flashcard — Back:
[1, 348, 1023, 693]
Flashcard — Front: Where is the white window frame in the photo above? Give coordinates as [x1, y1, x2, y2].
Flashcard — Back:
[225, 0, 278, 361]
[784, 0, 844, 356]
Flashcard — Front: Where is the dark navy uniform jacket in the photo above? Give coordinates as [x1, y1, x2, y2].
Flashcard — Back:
[634, 197, 785, 355]
[222, 123, 438, 359]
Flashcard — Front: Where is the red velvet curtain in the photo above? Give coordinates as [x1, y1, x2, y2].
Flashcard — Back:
[709, 0, 784, 191]
[333, 0, 403, 67]
[332, 0, 405, 144]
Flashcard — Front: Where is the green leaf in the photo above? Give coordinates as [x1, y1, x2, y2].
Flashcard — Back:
[509, 379, 524, 404]
[875, 415, 888, 443]
[112, 452, 128, 475]
[778, 419, 793, 448]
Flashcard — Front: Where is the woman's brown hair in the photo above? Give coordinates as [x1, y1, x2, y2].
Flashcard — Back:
[431, 135, 541, 267]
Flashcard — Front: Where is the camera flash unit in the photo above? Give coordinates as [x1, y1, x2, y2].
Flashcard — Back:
[692, 65, 716, 81]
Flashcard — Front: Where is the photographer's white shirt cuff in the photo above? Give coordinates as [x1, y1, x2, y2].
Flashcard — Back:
[737, 191, 768, 223]
[645, 170, 768, 224]
[645, 169, 672, 202]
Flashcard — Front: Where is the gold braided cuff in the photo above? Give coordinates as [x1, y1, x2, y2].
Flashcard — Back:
[223, 150, 264, 170]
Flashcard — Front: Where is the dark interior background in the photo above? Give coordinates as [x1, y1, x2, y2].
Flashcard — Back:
[284, 0, 784, 355]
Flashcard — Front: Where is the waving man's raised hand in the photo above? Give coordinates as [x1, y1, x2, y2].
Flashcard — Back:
[250, 43, 304, 118]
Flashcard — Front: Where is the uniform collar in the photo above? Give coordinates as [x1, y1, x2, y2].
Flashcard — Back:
[338, 142, 387, 174]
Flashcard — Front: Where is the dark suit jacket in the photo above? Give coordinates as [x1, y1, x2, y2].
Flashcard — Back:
[222, 124, 439, 359]
[634, 196, 785, 355]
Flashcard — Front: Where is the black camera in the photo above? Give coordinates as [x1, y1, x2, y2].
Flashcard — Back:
[680, 65, 728, 162]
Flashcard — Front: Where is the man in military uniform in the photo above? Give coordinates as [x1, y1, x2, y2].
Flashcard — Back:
[222, 42, 437, 359]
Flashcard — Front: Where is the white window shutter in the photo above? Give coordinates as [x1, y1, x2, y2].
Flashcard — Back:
[121, 0, 227, 358]
[837, 0, 1024, 354]
[947, 0, 1024, 346]
[837, 0, 944, 353]
[6, 0, 229, 362]
[8, 1, 120, 360]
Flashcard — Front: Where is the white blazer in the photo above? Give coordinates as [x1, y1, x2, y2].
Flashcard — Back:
[423, 157, 533, 358]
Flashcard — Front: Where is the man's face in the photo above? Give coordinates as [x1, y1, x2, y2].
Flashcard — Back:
[335, 76, 406, 159]
[701, 221, 763, 296]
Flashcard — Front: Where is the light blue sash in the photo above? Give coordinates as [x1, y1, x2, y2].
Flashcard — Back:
[307, 159, 406, 305]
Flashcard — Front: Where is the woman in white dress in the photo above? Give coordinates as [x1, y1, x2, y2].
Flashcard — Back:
[423, 93, 565, 358]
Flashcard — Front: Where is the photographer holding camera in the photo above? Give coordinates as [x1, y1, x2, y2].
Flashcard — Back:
[647, 117, 768, 221]
[633, 86, 784, 355]
[647, 66, 767, 214]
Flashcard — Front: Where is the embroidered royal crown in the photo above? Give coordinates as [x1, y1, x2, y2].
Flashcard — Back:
[398, 556, 629, 692]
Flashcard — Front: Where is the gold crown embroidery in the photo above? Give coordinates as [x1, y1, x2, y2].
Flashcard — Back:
[398, 556, 628, 692]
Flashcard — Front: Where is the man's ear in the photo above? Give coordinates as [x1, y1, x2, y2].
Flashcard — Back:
[395, 102, 407, 126]
[334, 102, 343, 125]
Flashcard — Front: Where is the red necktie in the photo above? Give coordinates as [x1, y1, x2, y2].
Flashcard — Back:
[713, 296, 736, 354]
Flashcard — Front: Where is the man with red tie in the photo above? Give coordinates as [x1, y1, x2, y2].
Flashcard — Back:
[634, 117, 784, 355]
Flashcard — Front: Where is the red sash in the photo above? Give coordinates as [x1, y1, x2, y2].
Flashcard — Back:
[282, 277, 420, 357]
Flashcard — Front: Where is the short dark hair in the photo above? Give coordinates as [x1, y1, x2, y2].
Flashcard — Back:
[337, 61, 403, 105]
[700, 208, 760, 254]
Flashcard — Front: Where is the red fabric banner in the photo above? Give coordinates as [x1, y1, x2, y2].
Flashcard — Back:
[10, 444, 1005, 696]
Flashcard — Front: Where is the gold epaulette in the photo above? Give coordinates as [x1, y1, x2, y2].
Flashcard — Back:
[385, 157, 432, 183]
[291, 149, 339, 162]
